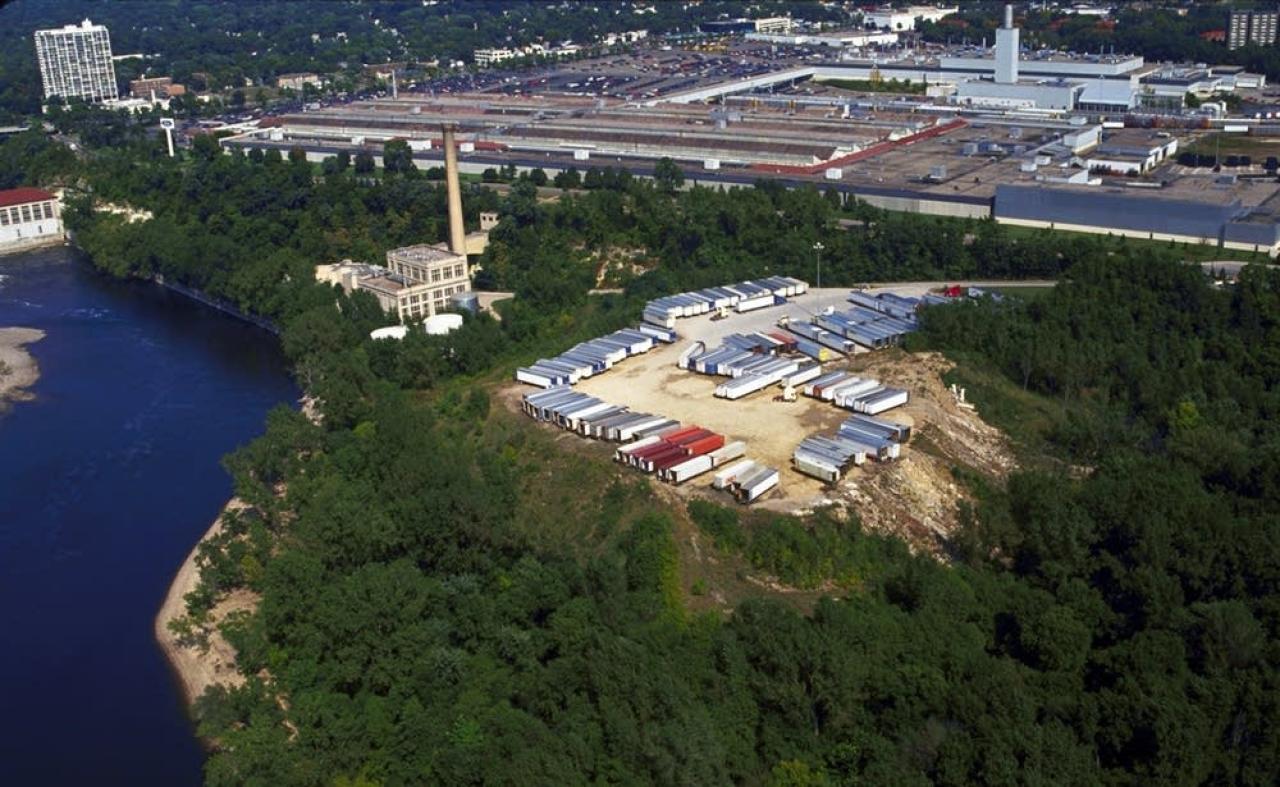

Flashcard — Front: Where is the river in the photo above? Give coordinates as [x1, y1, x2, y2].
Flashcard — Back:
[0, 247, 297, 784]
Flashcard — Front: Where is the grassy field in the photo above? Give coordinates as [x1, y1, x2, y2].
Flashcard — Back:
[1182, 133, 1280, 159]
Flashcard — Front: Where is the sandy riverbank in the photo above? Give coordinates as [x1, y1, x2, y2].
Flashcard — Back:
[155, 501, 251, 708]
[0, 326, 45, 412]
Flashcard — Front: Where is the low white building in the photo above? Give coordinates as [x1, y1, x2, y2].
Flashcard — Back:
[1079, 129, 1178, 175]
[603, 30, 649, 46]
[863, 5, 957, 31]
[747, 30, 899, 48]
[955, 79, 1082, 110]
[1063, 124, 1102, 154]
[275, 72, 322, 91]
[0, 188, 63, 255]
[753, 16, 793, 34]
[474, 48, 517, 67]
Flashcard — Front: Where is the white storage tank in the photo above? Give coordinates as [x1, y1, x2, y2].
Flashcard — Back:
[370, 325, 409, 340]
[425, 314, 464, 335]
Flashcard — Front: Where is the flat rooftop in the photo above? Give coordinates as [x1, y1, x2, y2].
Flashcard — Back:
[360, 273, 424, 294]
[388, 243, 465, 263]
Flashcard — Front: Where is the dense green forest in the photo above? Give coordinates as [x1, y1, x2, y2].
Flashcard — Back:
[187, 248, 1280, 785]
[7, 123, 1280, 783]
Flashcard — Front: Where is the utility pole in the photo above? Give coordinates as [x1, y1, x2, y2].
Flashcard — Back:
[812, 241, 824, 289]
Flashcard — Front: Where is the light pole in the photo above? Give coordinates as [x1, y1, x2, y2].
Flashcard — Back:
[812, 242, 824, 289]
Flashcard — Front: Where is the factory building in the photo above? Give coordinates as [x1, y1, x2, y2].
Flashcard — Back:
[938, 51, 1143, 80]
[34, 19, 118, 103]
[950, 5, 1138, 111]
[315, 260, 450, 324]
[353, 270, 447, 322]
[1078, 129, 1178, 176]
[994, 185, 1280, 254]
[0, 188, 64, 255]
[315, 125, 474, 323]
[956, 79, 1082, 110]
[385, 124, 470, 303]
[1076, 78, 1139, 112]
[385, 244, 468, 299]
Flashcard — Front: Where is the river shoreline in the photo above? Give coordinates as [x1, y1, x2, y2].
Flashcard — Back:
[155, 502, 251, 711]
[0, 246, 295, 782]
[0, 326, 45, 413]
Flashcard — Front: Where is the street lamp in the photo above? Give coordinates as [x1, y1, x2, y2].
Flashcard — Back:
[812, 242, 824, 289]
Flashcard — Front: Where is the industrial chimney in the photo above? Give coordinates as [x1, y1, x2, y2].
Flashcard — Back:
[994, 4, 1019, 84]
[442, 123, 466, 256]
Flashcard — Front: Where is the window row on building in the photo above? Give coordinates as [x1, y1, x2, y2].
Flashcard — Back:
[0, 201, 56, 226]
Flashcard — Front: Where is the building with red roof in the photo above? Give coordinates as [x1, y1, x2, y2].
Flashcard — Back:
[0, 187, 64, 255]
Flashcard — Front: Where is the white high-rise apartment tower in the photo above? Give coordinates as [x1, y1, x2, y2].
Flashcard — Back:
[34, 19, 118, 103]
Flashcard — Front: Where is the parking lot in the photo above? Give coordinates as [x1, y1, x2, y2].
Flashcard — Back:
[574, 288, 921, 511]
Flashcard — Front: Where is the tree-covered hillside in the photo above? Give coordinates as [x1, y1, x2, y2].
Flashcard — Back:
[7, 127, 1280, 784]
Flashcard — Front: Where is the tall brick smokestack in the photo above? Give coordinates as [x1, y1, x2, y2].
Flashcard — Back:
[442, 123, 466, 256]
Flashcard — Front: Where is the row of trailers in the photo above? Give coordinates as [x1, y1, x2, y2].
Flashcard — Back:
[790, 371, 912, 484]
[643, 277, 809, 329]
[679, 331, 828, 400]
[794, 413, 913, 484]
[803, 371, 909, 416]
[520, 387, 779, 504]
[777, 290, 949, 354]
[515, 324, 678, 389]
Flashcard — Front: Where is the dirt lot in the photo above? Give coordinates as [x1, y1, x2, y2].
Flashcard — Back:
[509, 291, 1018, 554]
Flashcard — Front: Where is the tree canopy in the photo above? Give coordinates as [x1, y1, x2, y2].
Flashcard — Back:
[9, 119, 1280, 785]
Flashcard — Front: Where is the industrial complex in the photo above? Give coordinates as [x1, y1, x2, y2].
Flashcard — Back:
[220, 5, 1280, 255]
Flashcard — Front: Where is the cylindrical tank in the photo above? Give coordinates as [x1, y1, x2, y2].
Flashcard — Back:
[425, 313, 465, 335]
[370, 325, 409, 340]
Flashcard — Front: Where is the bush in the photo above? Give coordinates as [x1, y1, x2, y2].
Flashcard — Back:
[688, 499, 745, 551]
